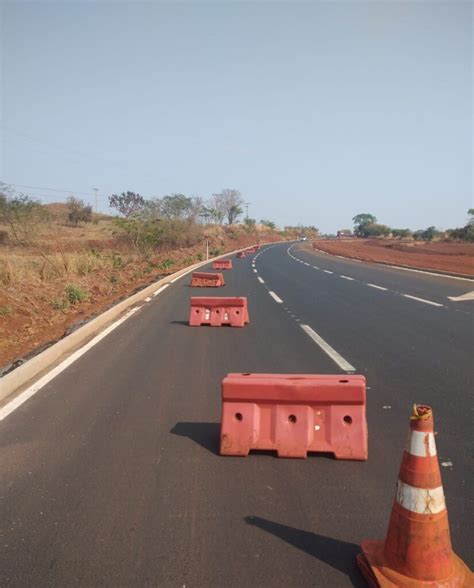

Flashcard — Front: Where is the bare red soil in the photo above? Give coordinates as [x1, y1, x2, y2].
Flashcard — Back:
[304, 239, 474, 277]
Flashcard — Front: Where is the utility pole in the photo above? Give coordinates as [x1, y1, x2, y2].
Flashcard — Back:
[245, 202, 251, 220]
[93, 188, 99, 214]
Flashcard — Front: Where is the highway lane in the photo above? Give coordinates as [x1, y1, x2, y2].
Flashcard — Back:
[1, 242, 472, 587]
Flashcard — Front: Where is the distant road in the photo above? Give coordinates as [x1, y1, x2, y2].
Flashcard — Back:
[1, 242, 472, 587]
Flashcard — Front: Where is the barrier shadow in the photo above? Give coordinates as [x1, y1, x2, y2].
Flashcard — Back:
[244, 516, 365, 587]
[170, 320, 189, 326]
[170, 422, 220, 455]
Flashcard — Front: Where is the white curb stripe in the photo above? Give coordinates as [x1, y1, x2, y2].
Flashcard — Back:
[396, 481, 445, 514]
[0, 307, 141, 422]
[406, 430, 437, 457]
[153, 284, 170, 297]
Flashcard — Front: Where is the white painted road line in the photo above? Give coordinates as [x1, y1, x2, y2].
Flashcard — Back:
[340, 275, 354, 281]
[269, 291, 284, 304]
[312, 266, 320, 270]
[258, 277, 265, 284]
[300, 324, 356, 372]
[448, 291, 474, 302]
[253, 269, 257, 273]
[323, 270, 333, 274]
[367, 283, 388, 291]
[153, 284, 170, 297]
[0, 307, 141, 422]
[403, 294, 443, 307]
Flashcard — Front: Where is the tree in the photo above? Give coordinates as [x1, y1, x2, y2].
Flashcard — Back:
[352, 213, 377, 237]
[391, 228, 412, 238]
[243, 217, 256, 230]
[67, 196, 92, 226]
[260, 219, 276, 230]
[109, 191, 145, 217]
[220, 189, 244, 224]
[0, 183, 49, 244]
[363, 223, 391, 237]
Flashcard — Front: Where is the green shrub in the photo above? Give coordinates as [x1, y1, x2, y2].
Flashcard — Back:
[51, 297, 69, 310]
[110, 275, 120, 284]
[65, 284, 88, 305]
[0, 305, 12, 316]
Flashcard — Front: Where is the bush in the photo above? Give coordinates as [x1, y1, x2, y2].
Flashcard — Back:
[67, 197, 92, 226]
[0, 305, 12, 316]
[51, 297, 69, 310]
[65, 284, 88, 304]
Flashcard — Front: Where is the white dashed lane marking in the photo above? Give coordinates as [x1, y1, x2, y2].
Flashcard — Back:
[403, 294, 443, 307]
[257, 277, 265, 284]
[300, 324, 356, 372]
[367, 283, 388, 291]
[269, 291, 284, 304]
[323, 270, 333, 274]
[340, 275, 354, 281]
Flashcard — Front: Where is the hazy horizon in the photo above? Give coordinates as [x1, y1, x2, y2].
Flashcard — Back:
[1, 1, 472, 233]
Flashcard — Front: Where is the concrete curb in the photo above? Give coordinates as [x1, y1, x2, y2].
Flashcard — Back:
[0, 243, 273, 405]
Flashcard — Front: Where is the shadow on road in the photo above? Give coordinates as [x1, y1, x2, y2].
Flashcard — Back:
[244, 515, 365, 587]
[170, 320, 189, 326]
[170, 422, 220, 455]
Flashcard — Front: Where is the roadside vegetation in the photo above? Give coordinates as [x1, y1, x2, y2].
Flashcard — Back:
[348, 211, 474, 242]
[0, 183, 315, 369]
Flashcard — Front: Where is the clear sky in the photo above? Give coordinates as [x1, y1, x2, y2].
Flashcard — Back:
[1, 1, 472, 233]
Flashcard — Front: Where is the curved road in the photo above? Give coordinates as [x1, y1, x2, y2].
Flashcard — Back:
[1, 242, 472, 587]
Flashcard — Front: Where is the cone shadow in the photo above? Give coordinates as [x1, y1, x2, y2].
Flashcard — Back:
[170, 422, 220, 455]
[244, 516, 365, 587]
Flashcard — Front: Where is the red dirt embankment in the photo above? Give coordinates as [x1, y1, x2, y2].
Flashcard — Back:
[305, 239, 474, 277]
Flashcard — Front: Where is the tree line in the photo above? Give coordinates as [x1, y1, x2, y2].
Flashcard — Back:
[351, 212, 474, 242]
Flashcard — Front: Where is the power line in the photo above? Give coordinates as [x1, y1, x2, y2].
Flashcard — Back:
[2, 182, 109, 198]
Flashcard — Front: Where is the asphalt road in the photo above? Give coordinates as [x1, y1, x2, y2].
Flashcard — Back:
[1, 242, 472, 587]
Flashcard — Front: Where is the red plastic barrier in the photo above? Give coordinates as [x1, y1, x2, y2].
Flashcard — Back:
[191, 272, 225, 287]
[220, 374, 367, 459]
[236, 251, 246, 258]
[213, 259, 233, 270]
[189, 297, 249, 327]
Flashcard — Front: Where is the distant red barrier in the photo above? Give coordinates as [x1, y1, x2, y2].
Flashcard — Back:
[213, 259, 233, 270]
[191, 272, 225, 287]
[189, 297, 249, 327]
[236, 251, 246, 258]
[220, 374, 367, 459]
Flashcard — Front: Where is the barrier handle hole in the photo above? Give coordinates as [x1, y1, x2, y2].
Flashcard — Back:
[235, 412, 243, 422]
[235, 310, 240, 315]
[339, 379, 349, 383]
[343, 415, 353, 425]
[289, 414, 297, 424]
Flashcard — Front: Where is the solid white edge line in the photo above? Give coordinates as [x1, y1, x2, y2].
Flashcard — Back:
[269, 291, 283, 304]
[258, 277, 265, 284]
[153, 284, 170, 297]
[0, 307, 141, 422]
[403, 294, 443, 307]
[367, 283, 388, 291]
[382, 264, 473, 282]
[300, 324, 356, 372]
[340, 275, 354, 281]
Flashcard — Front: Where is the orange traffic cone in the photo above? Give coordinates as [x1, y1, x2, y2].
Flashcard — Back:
[357, 404, 473, 587]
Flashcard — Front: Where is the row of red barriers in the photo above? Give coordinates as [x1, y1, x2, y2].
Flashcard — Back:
[185, 246, 471, 585]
